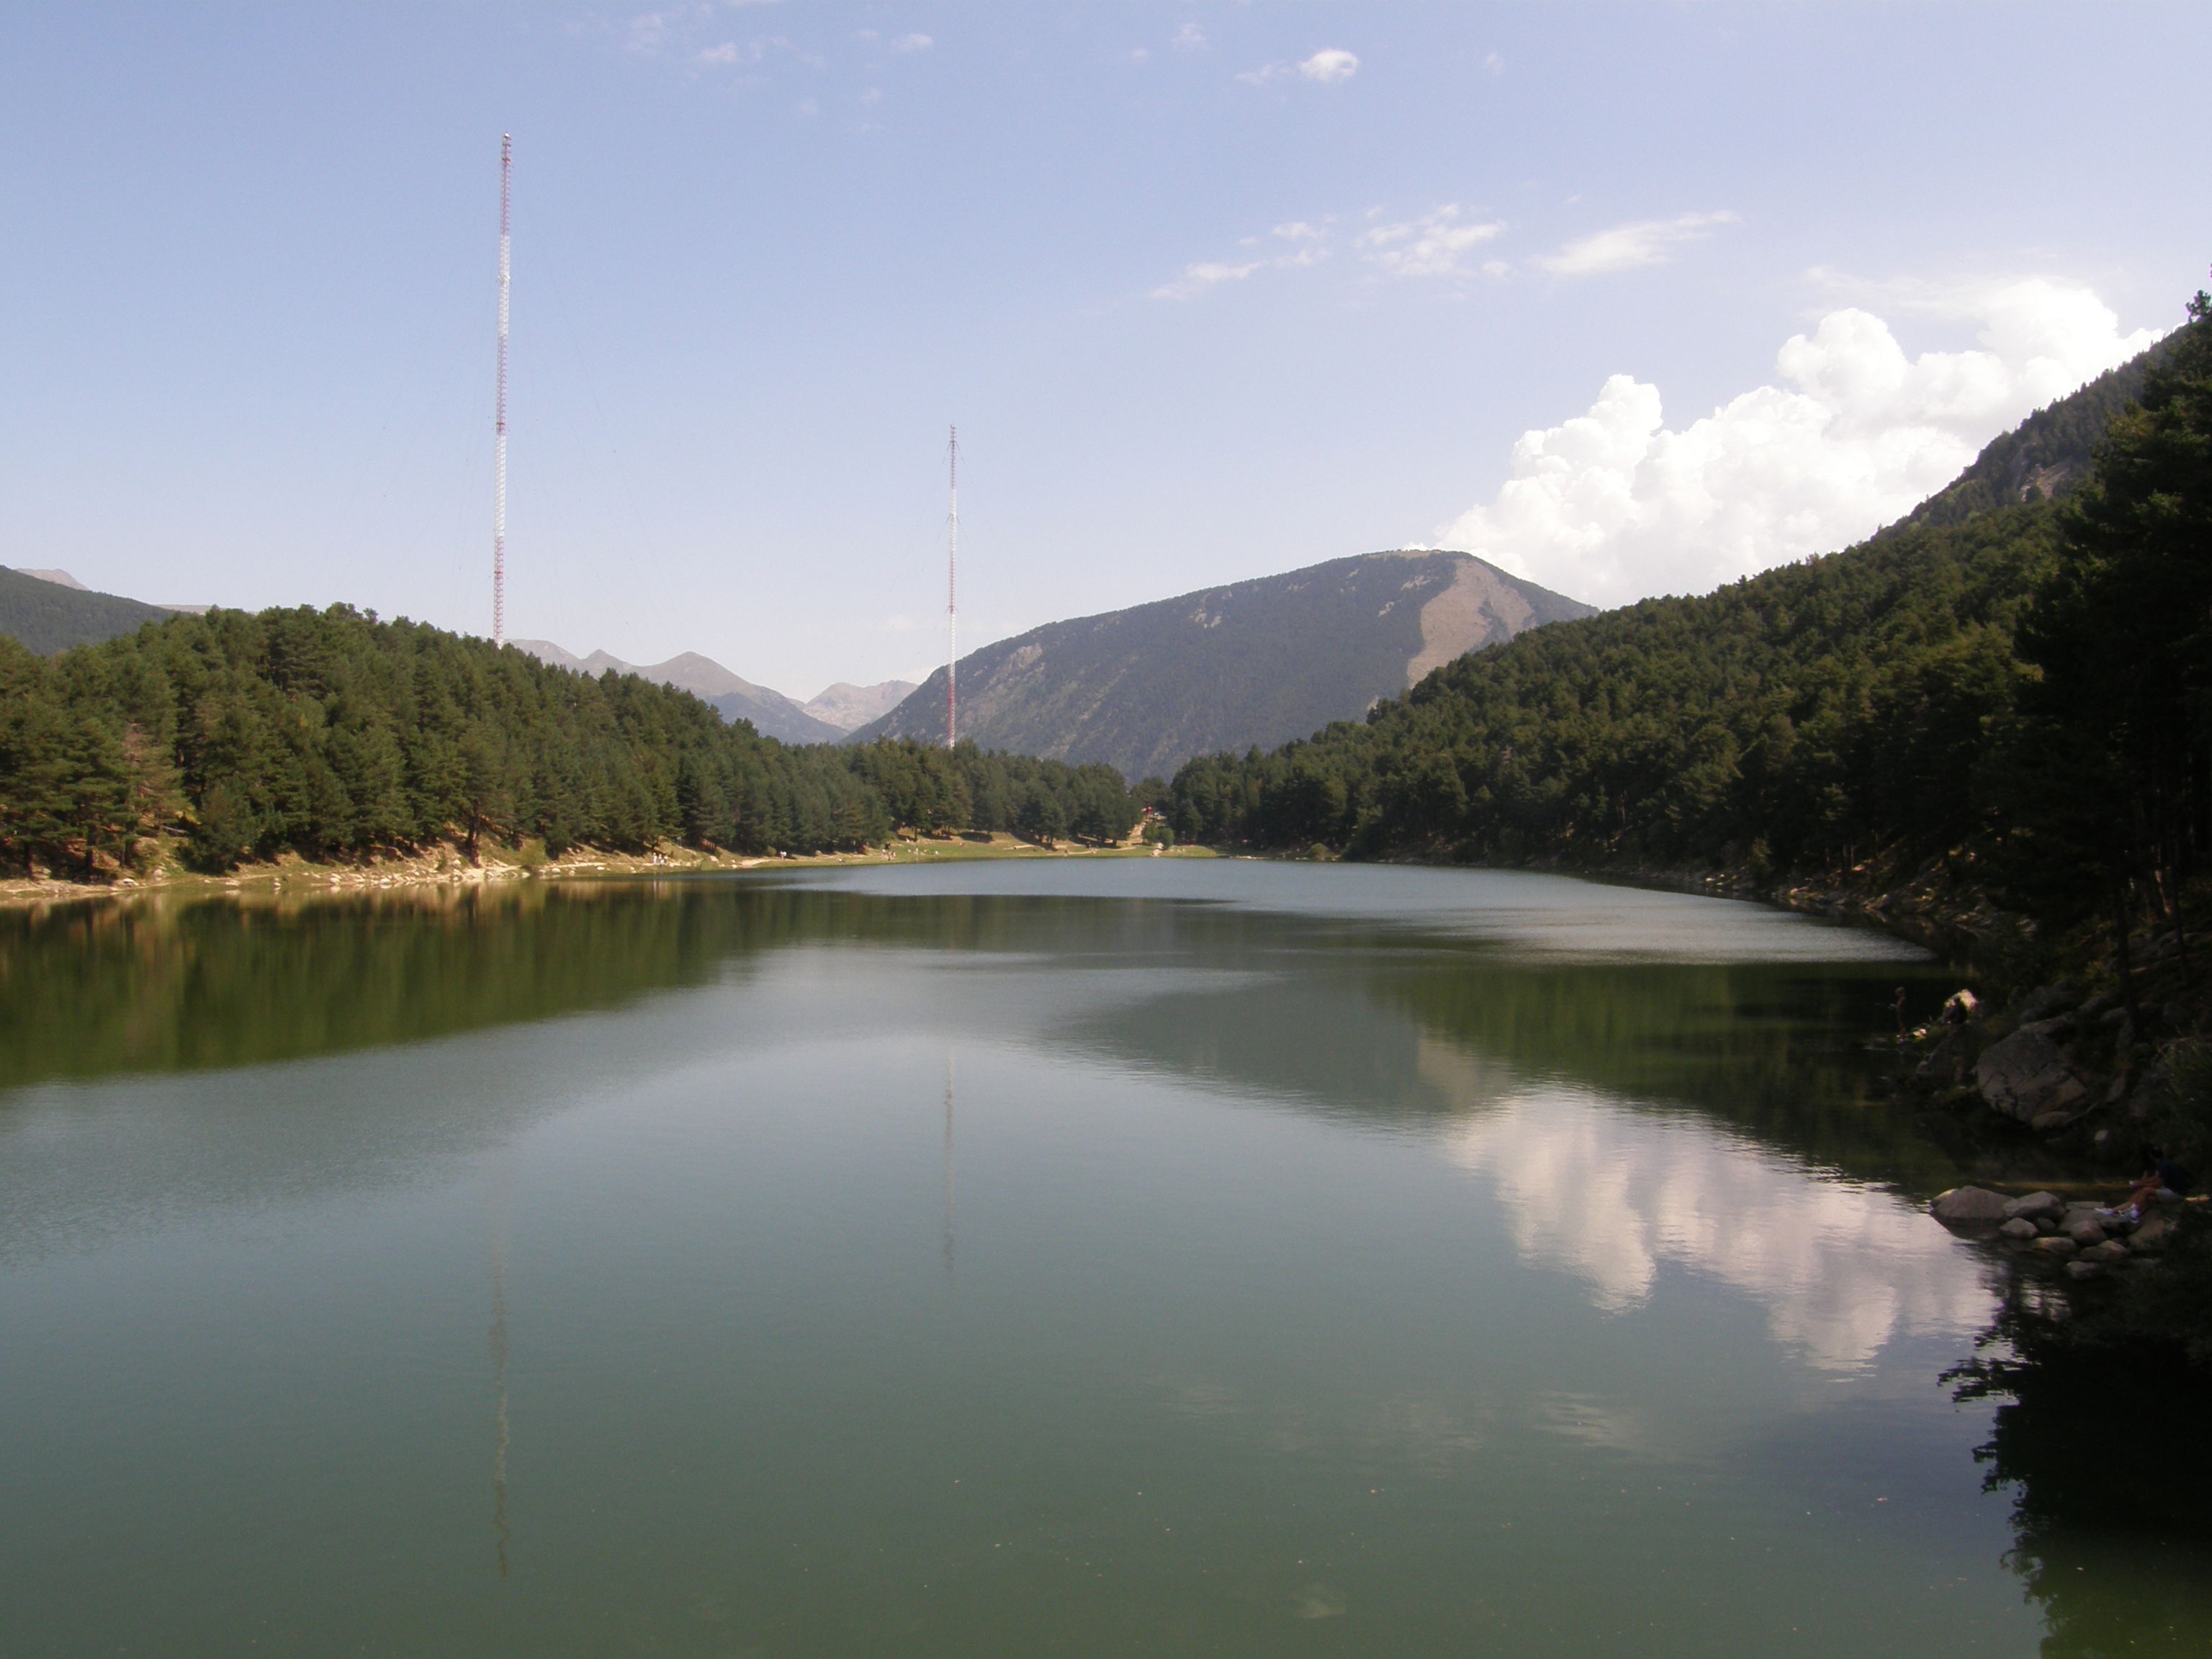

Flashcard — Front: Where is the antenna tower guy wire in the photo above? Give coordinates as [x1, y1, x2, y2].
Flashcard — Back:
[493, 135, 512, 647]
[946, 425, 958, 748]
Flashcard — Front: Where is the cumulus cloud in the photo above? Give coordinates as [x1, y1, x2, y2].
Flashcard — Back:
[1483, 50, 1504, 76]
[1173, 21, 1207, 53]
[1536, 211, 1738, 277]
[1239, 47, 1359, 85]
[1429, 279, 2160, 605]
[1151, 259, 1263, 301]
[890, 32, 931, 53]
[1359, 205, 1504, 278]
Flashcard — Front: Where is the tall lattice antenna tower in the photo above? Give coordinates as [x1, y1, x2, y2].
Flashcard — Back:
[493, 135, 512, 647]
[945, 425, 958, 748]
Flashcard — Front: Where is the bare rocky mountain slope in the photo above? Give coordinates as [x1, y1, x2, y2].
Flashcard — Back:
[851, 551, 1593, 781]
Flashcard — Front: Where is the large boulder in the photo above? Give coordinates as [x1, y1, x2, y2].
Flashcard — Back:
[1976, 1021, 2090, 1123]
[1930, 1187, 2011, 1226]
[2130, 1210, 2180, 1251]
[2004, 1191, 2065, 1222]
[2062, 1213, 2109, 1246]
[1915, 1027, 1972, 1089]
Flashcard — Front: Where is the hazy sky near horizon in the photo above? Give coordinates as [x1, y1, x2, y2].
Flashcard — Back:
[2, 3, 2206, 698]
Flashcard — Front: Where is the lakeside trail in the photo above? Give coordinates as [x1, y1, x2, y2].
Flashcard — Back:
[0, 831, 1208, 915]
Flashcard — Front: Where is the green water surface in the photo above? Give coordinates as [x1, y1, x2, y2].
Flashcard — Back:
[1, 860, 2203, 1655]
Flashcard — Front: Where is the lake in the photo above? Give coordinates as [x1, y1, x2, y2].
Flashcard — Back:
[2, 859, 2206, 1655]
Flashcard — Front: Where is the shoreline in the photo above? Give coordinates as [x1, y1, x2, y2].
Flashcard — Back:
[0, 831, 1203, 915]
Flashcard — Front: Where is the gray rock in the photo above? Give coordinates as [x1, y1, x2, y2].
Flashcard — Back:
[1930, 1187, 2011, 1226]
[2130, 1211, 2179, 1251]
[1914, 1027, 1971, 1089]
[1976, 1025, 2089, 1123]
[2062, 1215, 2109, 1246]
[2064, 1260, 2104, 1281]
[1999, 1218, 2040, 1240]
[2080, 1240, 2131, 1264]
[2003, 1191, 2065, 1222]
[2033, 1235, 2080, 1257]
[2018, 984, 2080, 1022]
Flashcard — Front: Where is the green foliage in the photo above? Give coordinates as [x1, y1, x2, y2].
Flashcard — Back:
[1171, 507, 2059, 874]
[0, 567, 174, 656]
[1990, 297, 2212, 933]
[0, 607, 1136, 876]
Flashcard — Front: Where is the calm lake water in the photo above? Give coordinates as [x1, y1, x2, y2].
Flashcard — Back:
[3, 859, 2207, 1656]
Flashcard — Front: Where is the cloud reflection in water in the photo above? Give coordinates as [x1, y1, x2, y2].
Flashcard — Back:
[1439, 1064, 1997, 1371]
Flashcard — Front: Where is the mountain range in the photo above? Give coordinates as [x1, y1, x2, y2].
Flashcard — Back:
[853, 551, 1593, 781]
[505, 641, 912, 745]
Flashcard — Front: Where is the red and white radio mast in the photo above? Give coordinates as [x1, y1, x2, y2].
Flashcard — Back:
[945, 425, 958, 748]
[493, 135, 512, 647]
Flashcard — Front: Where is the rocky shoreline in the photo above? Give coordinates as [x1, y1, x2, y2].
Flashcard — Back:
[1928, 1182, 2201, 1286]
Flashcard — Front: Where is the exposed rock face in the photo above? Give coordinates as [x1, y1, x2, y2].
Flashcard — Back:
[801, 680, 916, 732]
[1930, 1187, 2011, 1226]
[1976, 1021, 2090, 1123]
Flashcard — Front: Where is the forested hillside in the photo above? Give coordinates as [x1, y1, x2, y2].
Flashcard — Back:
[1170, 297, 2212, 955]
[0, 607, 1136, 876]
[0, 567, 175, 656]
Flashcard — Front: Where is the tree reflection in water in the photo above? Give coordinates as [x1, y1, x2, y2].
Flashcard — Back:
[1952, 1286, 2212, 1656]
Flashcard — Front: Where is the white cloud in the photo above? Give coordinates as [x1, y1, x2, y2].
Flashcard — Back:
[1238, 48, 1358, 86]
[1429, 279, 2161, 605]
[1359, 205, 1504, 278]
[891, 32, 932, 53]
[1152, 220, 1341, 299]
[1151, 260, 1263, 301]
[1536, 211, 1738, 277]
[1482, 50, 1504, 76]
[1173, 21, 1207, 53]
[694, 40, 739, 66]
[1298, 48, 1359, 82]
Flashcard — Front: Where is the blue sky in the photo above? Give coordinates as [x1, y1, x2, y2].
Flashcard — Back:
[1, 3, 2205, 697]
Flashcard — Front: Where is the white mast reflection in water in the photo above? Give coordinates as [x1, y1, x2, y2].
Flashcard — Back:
[943, 1051, 956, 1280]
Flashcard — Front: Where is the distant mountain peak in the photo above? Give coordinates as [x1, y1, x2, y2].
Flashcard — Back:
[507, 639, 852, 745]
[851, 549, 1593, 778]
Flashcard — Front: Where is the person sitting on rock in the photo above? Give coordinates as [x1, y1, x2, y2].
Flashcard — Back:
[2109, 1145, 2193, 1221]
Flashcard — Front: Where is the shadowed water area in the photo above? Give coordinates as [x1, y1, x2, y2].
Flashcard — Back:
[2, 861, 2206, 1655]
